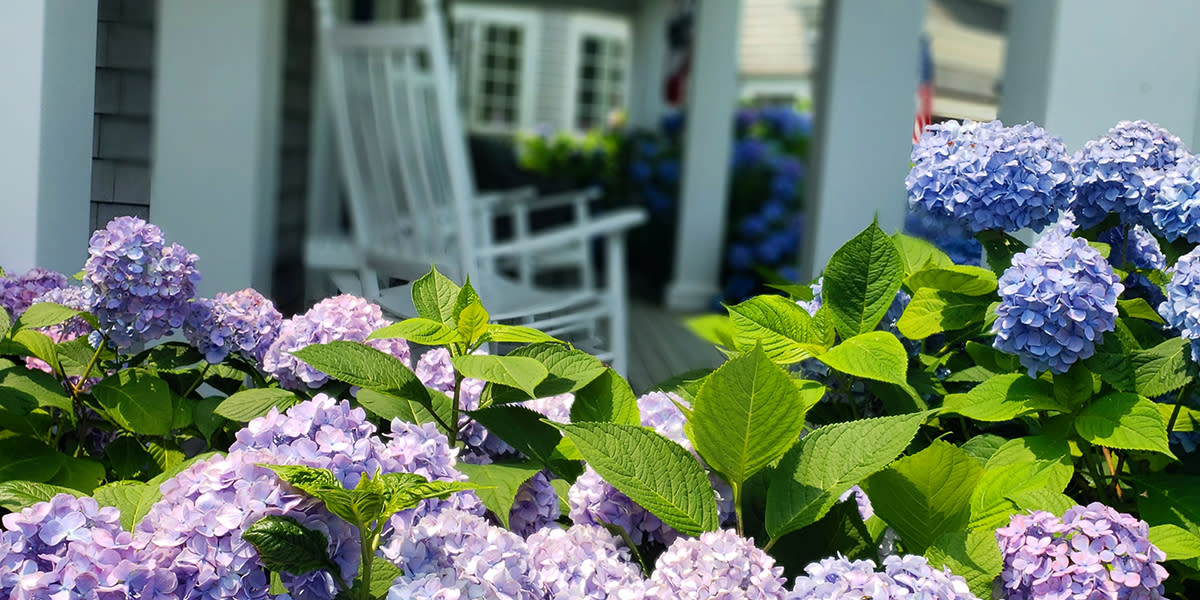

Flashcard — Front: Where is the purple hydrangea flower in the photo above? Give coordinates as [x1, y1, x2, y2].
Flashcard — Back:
[84, 216, 201, 348]
[1, 494, 172, 599]
[1150, 153, 1200, 243]
[508, 471, 561, 537]
[907, 120, 1074, 233]
[1099, 225, 1167, 271]
[996, 503, 1168, 600]
[641, 530, 788, 599]
[1071, 120, 1190, 229]
[992, 217, 1123, 376]
[261, 294, 410, 390]
[0, 267, 68, 319]
[1160, 246, 1200, 363]
[789, 554, 977, 599]
[184, 288, 283, 364]
[837, 485, 874, 521]
[525, 524, 642, 598]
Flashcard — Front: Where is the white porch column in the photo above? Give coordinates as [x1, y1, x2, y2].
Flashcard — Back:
[1000, 0, 1200, 150]
[802, 0, 922, 277]
[0, 1, 97, 275]
[664, 0, 742, 311]
[627, 0, 672, 130]
[151, 1, 284, 297]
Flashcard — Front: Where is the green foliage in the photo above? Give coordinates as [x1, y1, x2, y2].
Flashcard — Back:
[897, 289, 991, 340]
[215, 388, 300, 422]
[725, 296, 828, 363]
[455, 460, 544, 528]
[823, 222, 906, 339]
[0, 480, 84, 511]
[242, 516, 344, 577]
[1075, 393, 1175, 457]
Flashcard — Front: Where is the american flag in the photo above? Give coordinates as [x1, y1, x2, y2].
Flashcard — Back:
[913, 34, 934, 143]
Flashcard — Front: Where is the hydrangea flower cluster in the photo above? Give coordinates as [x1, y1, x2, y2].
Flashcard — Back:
[996, 503, 1168, 600]
[261, 294, 410, 389]
[0, 494, 170, 599]
[1150, 153, 1200, 243]
[508, 470, 561, 538]
[1159, 246, 1200, 363]
[1099, 225, 1167, 271]
[524, 525, 643, 599]
[992, 217, 1123, 375]
[640, 529, 789, 599]
[0, 267, 67, 319]
[904, 209, 983, 266]
[183, 288, 283, 364]
[1071, 120, 1190, 229]
[84, 216, 201, 348]
[789, 554, 977, 599]
[907, 120, 1074, 233]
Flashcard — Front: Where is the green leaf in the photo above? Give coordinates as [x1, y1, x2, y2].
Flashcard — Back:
[242, 515, 341, 576]
[765, 412, 927, 539]
[1149, 524, 1200, 561]
[653, 369, 712, 405]
[1118, 298, 1166, 324]
[969, 460, 1073, 530]
[977, 229, 1028, 274]
[12, 302, 90, 330]
[823, 222, 905, 339]
[862, 440, 982, 553]
[470, 405, 581, 480]
[987, 435, 1071, 477]
[686, 314, 737, 349]
[0, 306, 8, 338]
[456, 301, 490, 346]
[0, 438, 65, 482]
[896, 288, 990, 340]
[0, 366, 71, 412]
[260, 464, 342, 494]
[47, 457, 105, 494]
[92, 370, 174, 435]
[455, 460, 543, 528]
[358, 387, 453, 428]
[369, 560, 405, 597]
[904, 265, 998, 296]
[554, 422, 719, 536]
[193, 396, 224, 440]
[93, 481, 155, 531]
[570, 368, 639, 425]
[410, 267, 460, 325]
[291, 341, 431, 403]
[940, 373, 1061, 422]
[1, 330, 60, 374]
[726, 295, 827, 363]
[485, 324, 561, 344]
[925, 530, 1003, 600]
[104, 436, 155, 479]
[137, 341, 203, 370]
[893, 232, 954, 274]
[452, 279, 482, 322]
[1008, 488, 1077, 517]
[1053, 363, 1094, 410]
[1076, 393, 1175, 457]
[1159, 403, 1200, 432]
[452, 355, 548, 398]
[481, 344, 607, 404]
[692, 346, 809, 488]
[377, 472, 477, 516]
[816, 331, 910, 386]
[213, 388, 300, 422]
[1087, 320, 1139, 392]
[368, 318, 460, 345]
[960, 434, 1008, 466]
[0, 480, 83, 512]
[145, 441, 185, 474]
[1133, 338, 1193, 398]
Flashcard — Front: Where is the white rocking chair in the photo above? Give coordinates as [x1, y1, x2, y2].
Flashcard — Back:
[312, 0, 646, 374]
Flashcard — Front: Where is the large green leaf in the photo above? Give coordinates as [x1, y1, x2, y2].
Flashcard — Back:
[456, 300, 491, 346]
[1, 330, 60, 374]
[925, 530, 1003, 600]
[1118, 298, 1166, 324]
[93, 481, 156, 531]
[410, 267, 461, 325]
[357, 387, 453, 428]
[570, 368, 639, 425]
[242, 516, 342, 576]
[1075, 393, 1174, 457]
[481, 344, 607, 404]
[451, 355, 548, 398]
[0, 366, 71, 412]
[977, 230, 1028, 274]
[1087, 320, 1140, 392]
[368, 318, 460, 345]
[939, 373, 1062, 422]
[291, 341, 430, 404]
[0, 480, 83, 512]
[726, 295, 826, 363]
[485, 324, 561, 344]
[1133, 338, 1192, 398]
[92, 370, 174, 435]
[0, 438, 64, 483]
[48, 457, 105, 494]
[12, 302, 93, 331]
[470, 405, 580, 480]
[455, 460, 544, 528]
[1149, 524, 1200, 561]
[555, 422, 719, 536]
[863, 440, 982, 553]
[892, 232, 954, 274]
[968, 460, 1073, 530]
[691, 346, 809, 488]
[765, 412, 926, 539]
[823, 222, 905, 339]
[686, 314, 737, 349]
[904, 265, 998, 296]
[816, 331, 910, 386]
[214, 388, 300, 422]
[896, 288, 991, 340]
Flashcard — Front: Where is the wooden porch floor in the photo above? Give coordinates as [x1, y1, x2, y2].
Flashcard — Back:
[624, 302, 725, 395]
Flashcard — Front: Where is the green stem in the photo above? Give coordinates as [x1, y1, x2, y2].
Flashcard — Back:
[763, 536, 778, 553]
[358, 526, 375, 600]
[1167, 387, 1187, 434]
[732, 483, 744, 537]
[1082, 445, 1110, 503]
[450, 370, 463, 449]
[71, 340, 105, 397]
[182, 363, 211, 398]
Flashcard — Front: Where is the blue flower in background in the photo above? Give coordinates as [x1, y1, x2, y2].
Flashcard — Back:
[740, 215, 768, 238]
[775, 156, 804, 180]
[661, 112, 685, 137]
[732, 139, 769, 169]
[636, 139, 660, 159]
[1160, 246, 1200, 363]
[759, 105, 809, 140]
[1098, 224, 1166, 270]
[770, 176, 798, 202]
[777, 266, 800, 283]
[644, 186, 673, 216]
[1071, 119, 1190, 229]
[728, 244, 754, 270]
[757, 236, 785, 264]
[903, 210, 983, 266]
[761, 200, 788, 223]
[1151, 153, 1200, 243]
[630, 160, 652, 182]
[657, 158, 680, 184]
[724, 274, 758, 303]
[735, 108, 758, 133]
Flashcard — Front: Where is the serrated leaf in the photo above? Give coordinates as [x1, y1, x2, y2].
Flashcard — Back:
[377, 472, 477, 516]
[1133, 338, 1192, 398]
[358, 387, 453, 428]
[977, 229, 1028, 274]
[145, 441, 185, 474]
[93, 481, 154, 531]
[824, 222, 905, 339]
[1008, 488, 1077, 517]
[368, 318, 459, 345]
[1, 330, 60, 374]
[896, 288, 990, 340]
[765, 412, 927, 539]
[260, 464, 342, 494]
[214, 388, 300, 422]
[1149, 524, 1200, 561]
[104, 436, 154, 480]
[726, 296, 827, 363]
[456, 301, 490, 346]
[291, 341, 431, 405]
[0, 366, 71, 412]
[692, 346, 810, 488]
[452, 355, 547, 398]
[816, 331, 910, 386]
[485, 324, 561, 344]
[940, 373, 1062, 422]
[0, 438, 65, 483]
[242, 515, 341, 576]
[987, 435, 1071, 478]
[893, 232, 954, 274]
[1159, 403, 1200, 432]
[925, 530, 1003, 600]
[944, 365, 997, 383]
[370, 560, 405, 597]
[571, 368, 639, 425]
[1076, 393, 1174, 457]
[1087, 319, 1140, 391]
[960, 434, 1008, 466]
[48, 457, 105, 494]
[1053, 363, 1094, 410]
[1119, 298, 1166, 324]
[905, 265, 998, 296]
[410, 267, 461, 325]
[12, 302, 89, 330]
[862, 440, 982, 553]
[481, 344, 605, 404]
[686, 314, 737, 349]
[969, 460, 1072, 529]
[653, 369, 712, 405]
[0, 480, 83, 512]
[554, 422, 719, 536]
[470, 405, 580, 481]
[193, 396, 224, 440]
[0, 306, 8, 337]
[455, 460, 543, 528]
[92, 370, 174, 435]
[452, 279, 482, 321]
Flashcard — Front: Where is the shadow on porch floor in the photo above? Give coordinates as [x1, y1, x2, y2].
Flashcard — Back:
[625, 301, 725, 395]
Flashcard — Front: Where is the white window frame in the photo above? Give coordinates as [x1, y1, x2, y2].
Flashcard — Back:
[450, 3, 541, 134]
[563, 13, 632, 133]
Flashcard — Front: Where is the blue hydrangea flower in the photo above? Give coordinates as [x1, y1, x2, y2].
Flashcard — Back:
[1099, 225, 1167, 271]
[907, 120, 1074, 233]
[261, 294, 410, 389]
[657, 159, 680, 184]
[1150, 153, 1200, 242]
[789, 554, 977, 599]
[84, 216, 201, 348]
[0, 267, 67, 319]
[1071, 120, 1190, 229]
[996, 503, 1168, 600]
[1160, 246, 1200, 363]
[732, 139, 769, 169]
[525, 524, 642, 598]
[904, 209, 984, 266]
[507, 470, 560, 538]
[992, 217, 1123, 376]
[641, 530, 788, 599]
[184, 288, 283, 364]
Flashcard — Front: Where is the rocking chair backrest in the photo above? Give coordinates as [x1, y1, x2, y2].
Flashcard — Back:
[315, 0, 479, 282]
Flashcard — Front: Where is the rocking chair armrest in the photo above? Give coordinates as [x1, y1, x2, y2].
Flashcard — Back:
[478, 185, 603, 215]
[474, 207, 647, 259]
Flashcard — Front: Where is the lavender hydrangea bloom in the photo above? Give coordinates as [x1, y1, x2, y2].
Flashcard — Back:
[1151, 154, 1200, 243]
[789, 554, 977, 599]
[184, 288, 283, 364]
[84, 216, 201, 348]
[907, 120, 1074, 233]
[837, 485, 874, 521]
[641, 530, 788, 599]
[1071, 120, 1190, 229]
[508, 471, 561, 537]
[1099, 225, 1167, 271]
[525, 525, 642, 598]
[996, 503, 1168, 600]
[1159, 246, 1200, 363]
[992, 217, 1123, 376]
[796, 278, 822, 317]
[1, 494, 172, 599]
[261, 294, 410, 389]
[0, 267, 68, 319]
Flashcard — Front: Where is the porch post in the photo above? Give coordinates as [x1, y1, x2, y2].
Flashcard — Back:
[627, 0, 672, 130]
[150, 0, 285, 297]
[664, 0, 742, 311]
[802, 0, 922, 277]
[0, 1, 98, 274]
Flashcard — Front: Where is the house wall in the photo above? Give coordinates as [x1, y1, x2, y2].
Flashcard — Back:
[534, 10, 569, 128]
